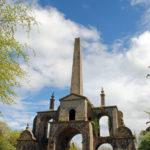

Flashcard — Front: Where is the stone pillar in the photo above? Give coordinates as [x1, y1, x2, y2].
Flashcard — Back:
[82, 122, 94, 150]
[34, 116, 48, 150]
[100, 88, 105, 106]
[70, 37, 83, 95]
[112, 109, 119, 135]
[49, 92, 55, 110]
[48, 138, 55, 150]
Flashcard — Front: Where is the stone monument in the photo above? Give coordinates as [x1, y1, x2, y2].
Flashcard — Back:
[17, 38, 136, 150]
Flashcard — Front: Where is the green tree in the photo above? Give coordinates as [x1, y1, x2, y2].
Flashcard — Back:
[0, 0, 37, 104]
[9, 130, 21, 147]
[137, 112, 150, 150]
[138, 132, 150, 150]
[0, 121, 21, 150]
[69, 142, 81, 150]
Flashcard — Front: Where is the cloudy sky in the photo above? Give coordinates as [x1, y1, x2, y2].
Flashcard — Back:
[1, 0, 150, 141]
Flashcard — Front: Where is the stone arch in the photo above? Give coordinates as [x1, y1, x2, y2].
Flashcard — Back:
[99, 116, 110, 137]
[41, 116, 55, 142]
[70, 134, 82, 149]
[54, 127, 82, 150]
[97, 113, 112, 137]
[47, 119, 53, 138]
[48, 122, 93, 150]
[96, 143, 113, 150]
[69, 109, 76, 120]
[34, 114, 57, 150]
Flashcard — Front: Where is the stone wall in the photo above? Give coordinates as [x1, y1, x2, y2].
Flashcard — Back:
[59, 95, 88, 121]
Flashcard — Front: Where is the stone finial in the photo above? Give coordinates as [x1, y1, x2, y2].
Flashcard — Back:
[100, 88, 105, 106]
[49, 92, 55, 110]
[26, 122, 30, 130]
[70, 37, 83, 95]
[18, 122, 37, 141]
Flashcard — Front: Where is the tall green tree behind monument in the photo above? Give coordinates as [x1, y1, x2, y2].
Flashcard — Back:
[0, 0, 37, 104]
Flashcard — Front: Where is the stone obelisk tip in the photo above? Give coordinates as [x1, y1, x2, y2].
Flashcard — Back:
[70, 38, 83, 95]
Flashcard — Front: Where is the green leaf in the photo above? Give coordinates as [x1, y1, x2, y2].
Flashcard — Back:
[0, 0, 38, 104]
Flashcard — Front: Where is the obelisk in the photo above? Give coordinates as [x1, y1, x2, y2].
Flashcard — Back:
[70, 38, 83, 95]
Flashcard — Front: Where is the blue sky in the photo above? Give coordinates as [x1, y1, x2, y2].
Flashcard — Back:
[1, 0, 150, 141]
[38, 0, 145, 43]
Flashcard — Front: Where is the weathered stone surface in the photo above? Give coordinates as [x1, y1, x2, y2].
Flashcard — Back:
[48, 121, 93, 150]
[70, 37, 83, 95]
[49, 93, 55, 110]
[115, 126, 133, 137]
[94, 137, 135, 150]
[18, 130, 36, 141]
[59, 93, 88, 121]
[100, 88, 105, 106]
[17, 124, 38, 150]
[18, 123, 36, 141]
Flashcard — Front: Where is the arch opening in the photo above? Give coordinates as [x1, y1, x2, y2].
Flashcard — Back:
[55, 127, 82, 150]
[97, 143, 113, 150]
[69, 134, 82, 150]
[43, 118, 54, 141]
[47, 119, 53, 138]
[69, 109, 76, 120]
[99, 116, 110, 137]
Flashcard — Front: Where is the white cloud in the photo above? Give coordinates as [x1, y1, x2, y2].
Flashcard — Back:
[5, 5, 102, 130]
[140, 8, 150, 29]
[130, 0, 150, 30]
[15, 7, 100, 92]
[0, 98, 51, 130]
[131, 0, 150, 5]
[83, 31, 150, 133]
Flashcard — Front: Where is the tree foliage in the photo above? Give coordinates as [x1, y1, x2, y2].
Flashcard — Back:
[138, 132, 150, 150]
[69, 142, 81, 150]
[0, 121, 21, 150]
[137, 125, 150, 150]
[0, 0, 37, 104]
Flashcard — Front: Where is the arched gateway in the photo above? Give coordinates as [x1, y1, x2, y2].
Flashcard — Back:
[17, 38, 136, 150]
[55, 127, 80, 150]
